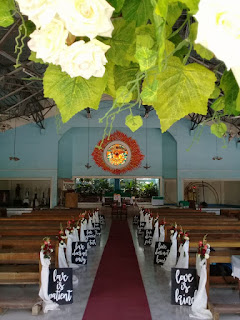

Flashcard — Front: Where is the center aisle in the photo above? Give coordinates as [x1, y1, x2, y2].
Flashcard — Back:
[83, 220, 152, 320]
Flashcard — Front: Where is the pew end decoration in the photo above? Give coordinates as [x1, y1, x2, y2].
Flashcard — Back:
[39, 238, 59, 313]
[2, 0, 240, 142]
[176, 228, 190, 269]
[190, 235, 212, 320]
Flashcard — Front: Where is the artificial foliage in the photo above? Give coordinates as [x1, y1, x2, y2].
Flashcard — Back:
[1, 0, 240, 142]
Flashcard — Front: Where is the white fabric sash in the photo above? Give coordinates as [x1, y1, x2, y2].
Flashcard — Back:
[139, 209, 145, 223]
[190, 259, 213, 319]
[175, 240, 189, 269]
[151, 221, 159, 248]
[39, 251, 59, 313]
[162, 231, 178, 271]
[159, 225, 165, 242]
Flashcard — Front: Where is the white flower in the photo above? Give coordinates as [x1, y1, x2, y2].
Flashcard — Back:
[205, 253, 209, 259]
[194, 0, 240, 85]
[28, 17, 68, 64]
[17, 0, 57, 28]
[59, 39, 110, 79]
[184, 236, 190, 241]
[57, 0, 114, 39]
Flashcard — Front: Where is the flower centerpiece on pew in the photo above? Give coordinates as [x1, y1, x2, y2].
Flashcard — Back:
[39, 238, 59, 313]
[56, 224, 67, 246]
[190, 235, 212, 319]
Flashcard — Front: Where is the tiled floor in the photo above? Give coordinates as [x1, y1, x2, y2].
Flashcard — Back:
[0, 210, 239, 320]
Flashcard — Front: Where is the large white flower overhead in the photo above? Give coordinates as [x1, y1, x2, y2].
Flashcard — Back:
[194, 0, 240, 86]
[17, 0, 114, 79]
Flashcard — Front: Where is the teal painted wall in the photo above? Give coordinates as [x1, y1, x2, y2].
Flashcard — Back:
[1, 101, 240, 206]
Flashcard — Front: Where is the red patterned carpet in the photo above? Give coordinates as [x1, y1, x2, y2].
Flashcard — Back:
[83, 220, 152, 320]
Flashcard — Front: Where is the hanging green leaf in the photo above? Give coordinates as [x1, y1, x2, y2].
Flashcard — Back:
[136, 34, 155, 50]
[0, 0, 15, 27]
[220, 70, 240, 116]
[104, 62, 116, 98]
[116, 86, 133, 103]
[141, 79, 159, 103]
[43, 65, 107, 123]
[209, 86, 220, 99]
[106, 19, 136, 67]
[122, 0, 153, 27]
[194, 43, 214, 60]
[167, 2, 183, 28]
[144, 56, 216, 132]
[211, 122, 227, 138]
[125, 114, 143, 132]
[107, 0, 126, 12]
[236, 91, 240, 111]
[29, 51, 45, 65]
[210, 97, 225, 111]
[114, 63, 139, 98]
[135, 47, 158, 71]
[169, 0, 199, 14]
[155, 0, 169, 18]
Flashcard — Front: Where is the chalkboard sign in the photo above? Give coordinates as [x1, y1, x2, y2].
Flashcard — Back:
[72, 241, 87, 264]
[171, 268, 197, 306]
[154, 241, 171, 265]
[48, 268, 73, 305]
[133, 215, 139, 225]
[138, 222, 146, 234]
[84, 229, 97, 246]
[144, 229, 153, 245]
[94, 223, 101, 236]
[99, 214, 105, 225]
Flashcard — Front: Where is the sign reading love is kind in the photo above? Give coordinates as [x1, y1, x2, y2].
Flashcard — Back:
[48, 268, 73, 305]
[171, 268, 197, 306]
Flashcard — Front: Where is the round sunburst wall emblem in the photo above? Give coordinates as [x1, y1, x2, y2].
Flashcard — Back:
[92, 131, 144, 174]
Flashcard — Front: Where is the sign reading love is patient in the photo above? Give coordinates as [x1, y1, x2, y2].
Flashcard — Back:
[48, 268, 73, 305]
[171, 268, 197, 306]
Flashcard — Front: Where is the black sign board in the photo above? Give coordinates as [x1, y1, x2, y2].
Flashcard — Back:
[48, 268, 73, 305]
[94, 223, 101, 235]
[171, 268, 197, 306]
[144, 229, 153, 245]
[71, 241, 87, 265]
[133, 215, 139, 225]
[99, 214, 105, 225]
[154, 241, 171, 265]
[84, 229, 97, 246]
[138, 221, 146, 234]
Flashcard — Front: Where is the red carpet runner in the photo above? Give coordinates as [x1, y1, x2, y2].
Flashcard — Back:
[83, 220, 152, 320]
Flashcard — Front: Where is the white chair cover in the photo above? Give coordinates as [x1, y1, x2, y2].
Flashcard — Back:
[190, 259, 213, 319]
[39, 251, 59, 313]
[159, 225, 165, 242]
[151, 220, 159, 248]
[144, 213, 150, 229]
[95, 210, 100, 224]
[145, 216, 153, 229]
[80, 223, 87, 242]
[162, 231, 178, 271]
[175, 240, 189, 269]
[65, 230, 79, 269]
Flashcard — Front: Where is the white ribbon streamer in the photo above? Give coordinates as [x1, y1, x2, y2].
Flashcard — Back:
[151, 221, 159, 248]
[159, 225, 165, 242]
[175, 240, 189, 269]
[39, 251, 59, 313]
[190, 259, 213, 319]
[162, 231, 178, 271]
[87, 216, 94, 230]
[58, 243, 78, 286]
[139, 209, 145, 223]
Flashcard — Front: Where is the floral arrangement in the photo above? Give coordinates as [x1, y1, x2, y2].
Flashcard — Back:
[2, 0, 240, 141]
[197, 235, 210, 260]
[41, 237, 54, 259]
[66, 219, 75, 234]
[169, 222, 178, 234]
[56, 224, 67, 245]
[159, 218, 166, 226]
[178, 227, 190, 244]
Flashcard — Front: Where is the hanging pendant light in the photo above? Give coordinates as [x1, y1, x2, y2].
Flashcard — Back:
[9, 119, 20, 161]
[143, 117, 151, 169]
[85, 117, 92, 169]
